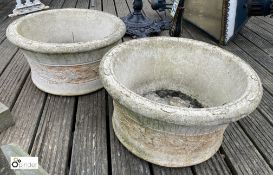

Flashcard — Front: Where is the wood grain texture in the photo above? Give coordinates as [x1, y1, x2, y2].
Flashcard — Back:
[0, 39, 18, 75]
[62, 0, 77, 8]
[250, 17, 273, 35]
[0, 51, 30, 107]
[239, 27, 273, 56]
[232, 34, 273, 74]
[245, 19, 273, 45]
[256, 16, 273, 27]
[102, 0, 116, 15]
[0, 76, 46, 152]
[152, 165, 193, 175]
[30, 95, 76, 175]
[114, 0, 130, 17]
[193, 152, 232, 175]
[0, 0, 15, 22]
[239, 110, 273, 168]
[76, 0, 90, 8]
[258, 90, 273, 124]
[222, 122, 273, 175]
[69, 90, 108, 175]
[90, 0, 101, 10]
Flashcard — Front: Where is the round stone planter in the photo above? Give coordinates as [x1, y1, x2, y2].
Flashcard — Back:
[99, 37, 263, 167]
[6, 9, 126, 96]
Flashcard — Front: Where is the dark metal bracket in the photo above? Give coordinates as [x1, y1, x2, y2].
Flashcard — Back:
[121, 0, 170, 38]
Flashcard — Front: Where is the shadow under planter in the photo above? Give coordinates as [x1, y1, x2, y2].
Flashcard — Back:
[99, 37, 263, 167]
[6, 9, 126, 96]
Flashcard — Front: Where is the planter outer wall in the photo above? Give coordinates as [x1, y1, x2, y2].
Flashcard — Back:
[6, 9, 126, 96]
[99, 37, 263, 167]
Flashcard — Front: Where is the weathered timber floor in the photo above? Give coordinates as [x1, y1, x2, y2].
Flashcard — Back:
[0, 0, 273, 174]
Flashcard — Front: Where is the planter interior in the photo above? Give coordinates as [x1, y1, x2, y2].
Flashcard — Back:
[100, 37, 263, 167]
[17, 10, 118, 44]
[6, 9, 126, 96]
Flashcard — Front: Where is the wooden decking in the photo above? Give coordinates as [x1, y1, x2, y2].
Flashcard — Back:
[0, 0, 273, 174]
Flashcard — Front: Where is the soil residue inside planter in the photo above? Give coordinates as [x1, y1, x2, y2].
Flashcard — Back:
[143, 89, 204, 108]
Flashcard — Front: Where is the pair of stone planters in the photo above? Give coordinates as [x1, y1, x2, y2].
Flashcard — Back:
[6, 8, 263, 168]
[99, 37, 263, 167]
[6, 9, 126, 96]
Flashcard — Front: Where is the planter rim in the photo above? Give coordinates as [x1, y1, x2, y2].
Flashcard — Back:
[100, 37, 263, 126]
[6, 8, 126, 54]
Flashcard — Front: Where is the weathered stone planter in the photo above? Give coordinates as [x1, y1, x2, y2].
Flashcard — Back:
[6, 9, 126, 96]
[100, 37, 263, 167]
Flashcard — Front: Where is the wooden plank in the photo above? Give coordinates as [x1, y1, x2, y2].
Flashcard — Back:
[49, 0, 66, 8]
[239, 110, 273, 168]
[0, 51, 29, 107]
[222, 122, 273, 175]
[256, 16, 273, 27]
[115, 0, 130, 17]
[76, 0, 89, 8]
[193, 153, 232, 175]
[0, 39, 18, 76]
[90, 0, 101, 10]
[68, 2, 112, 174]
[30, 95, 76, 175]
[249, 17, 273, 35]
[152, 165, 193, 175]
[0, 0, 15, 22]
[233, 33, 273, 74]
[239, 27, 273, 56]
[69, 90, 108, 175]
[102, 0, 116, 15]
[108, 96, 151, 175]
[62, 0, 78, 8]
[245, 20, 273, 45]
[0, 76, 46, 152]
[258, 90, 273, 125]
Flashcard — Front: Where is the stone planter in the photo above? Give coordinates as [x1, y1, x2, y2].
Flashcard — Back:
[6, 9, 126, 96]
[99, 37, 263, 167]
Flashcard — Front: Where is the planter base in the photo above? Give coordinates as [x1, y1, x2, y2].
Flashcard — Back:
[28, 58, 102, 96]
[112, 106, 226, 167]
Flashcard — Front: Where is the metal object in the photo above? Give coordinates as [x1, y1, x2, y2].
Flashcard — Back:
[121, 0, 169, 38]
[151, 0, 172, 11]
[169, 0, 185, 37]
[248, 0, 273, 16]
[181, 0, 273, 45]
[9, 0, 49, 17]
